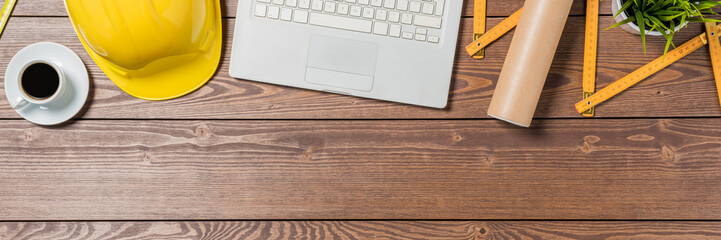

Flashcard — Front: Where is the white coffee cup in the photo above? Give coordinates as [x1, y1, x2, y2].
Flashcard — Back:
[11, 59, 66, 110]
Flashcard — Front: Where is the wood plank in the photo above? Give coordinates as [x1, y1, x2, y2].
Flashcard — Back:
[1, 16, 719, 119]
[2, 221, 721, 239]
[9, 0, 610, 18]
[1, 118, 720, 220]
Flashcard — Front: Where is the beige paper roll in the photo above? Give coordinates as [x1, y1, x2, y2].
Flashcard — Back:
[487, 0, 574, 127]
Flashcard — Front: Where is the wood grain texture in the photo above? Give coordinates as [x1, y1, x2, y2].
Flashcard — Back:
[1, 118, 720, 220]
[8, 0, 609, 18]
[1, 15, 719, 119]
[3, 221, 721, 240]
[2, 0, 721, 233]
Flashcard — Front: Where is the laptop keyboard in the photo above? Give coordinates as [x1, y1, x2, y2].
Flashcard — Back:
[253, 0, 445, 43]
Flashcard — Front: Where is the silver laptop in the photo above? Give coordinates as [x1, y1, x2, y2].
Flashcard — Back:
[229, 0, 463, 108]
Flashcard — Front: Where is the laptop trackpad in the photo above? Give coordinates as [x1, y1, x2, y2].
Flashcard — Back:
[305, 36, 378, 92]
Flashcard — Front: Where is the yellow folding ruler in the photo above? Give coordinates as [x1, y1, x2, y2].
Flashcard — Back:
[0, 0, 17, 37]
[707, 22, 721, 108]
[581, 0, 599, 117]
[465, 8, 521, 56]
[472, 0, 486, 59]
[575, 23, 721, 114]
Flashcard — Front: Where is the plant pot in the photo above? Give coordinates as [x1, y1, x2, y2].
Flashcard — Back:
[611, 0, 685, 36]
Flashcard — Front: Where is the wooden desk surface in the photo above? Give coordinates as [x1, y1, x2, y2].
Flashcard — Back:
[2, 0, 721, 238]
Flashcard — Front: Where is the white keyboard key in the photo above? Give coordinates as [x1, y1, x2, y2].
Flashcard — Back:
[350, 5, 362, 16]
[337, 3, 349, 14]
[280, 8, 293, 20]
[383, 0, 396, 8]
[389, 24, 401, 37]
[421, 2, 434, 14]
[373, 22, 389, 35]
[309, 12, 372, 33]
[375, 9, 387, 21]
[294, 10, 309, 23]
[400, 13, 412, 24]
[299, 0, 311, 8]
[254, 0, 445, 43]
[409, 1, 421, 12]
[388, 11, 400, 22]
[268, 5, 280, 19]
[311, 0, 323, 10]
[435, 0, 444, 15]
[414, 15, 441, 28]
[362, 7, 374, 18]
[255, 4, 268, 17]
[324, 1, 336, 12]
[396, 0, 408, 10]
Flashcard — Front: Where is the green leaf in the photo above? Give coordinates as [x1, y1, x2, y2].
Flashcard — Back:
[689, 17, 721, 22]
[605, 16, 636, 30]
[656, 11, 685, 21]
[653, 10, 684, 15]
[615, 0, 636, 18]
[645, 13, 671, 30]
[635, 9, 647, 54]
[657, 20, 675, 62]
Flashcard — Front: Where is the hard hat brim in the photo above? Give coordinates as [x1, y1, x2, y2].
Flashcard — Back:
[67, 0, 223, 101]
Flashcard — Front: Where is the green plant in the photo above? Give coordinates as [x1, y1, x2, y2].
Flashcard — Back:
[608, 0, 721, 57]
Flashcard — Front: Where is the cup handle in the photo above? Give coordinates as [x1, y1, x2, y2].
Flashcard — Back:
[11, 96, 30, 110]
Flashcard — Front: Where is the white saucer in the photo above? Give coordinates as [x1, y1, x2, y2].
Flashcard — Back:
[5, 42, 89, 125]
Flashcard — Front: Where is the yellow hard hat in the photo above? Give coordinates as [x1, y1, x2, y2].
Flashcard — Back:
[64, 0, 222, 100]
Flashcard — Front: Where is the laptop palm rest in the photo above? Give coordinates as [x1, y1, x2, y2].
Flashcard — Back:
[305, 36, 377, 92]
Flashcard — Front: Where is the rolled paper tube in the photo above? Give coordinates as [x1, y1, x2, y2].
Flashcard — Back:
[487, 0, 574, 127]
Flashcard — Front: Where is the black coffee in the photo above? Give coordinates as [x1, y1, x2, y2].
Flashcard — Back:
[21, 63, 59, 99]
